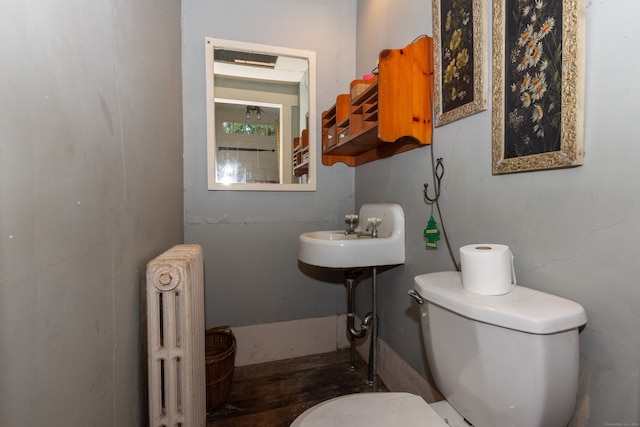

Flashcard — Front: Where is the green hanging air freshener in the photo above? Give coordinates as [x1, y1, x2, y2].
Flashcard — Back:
[424, 206, 440, 249]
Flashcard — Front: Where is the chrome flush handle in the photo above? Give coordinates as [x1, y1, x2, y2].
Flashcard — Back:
[408, 289, 423, 304]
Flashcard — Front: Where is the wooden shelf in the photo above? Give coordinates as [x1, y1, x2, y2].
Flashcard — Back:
[293, 129, 309, 177]
[322, 94, 350, 153]
[322, 36, 434, 167]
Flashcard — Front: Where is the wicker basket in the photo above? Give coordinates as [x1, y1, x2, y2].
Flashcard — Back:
[205, 326, 236, 410]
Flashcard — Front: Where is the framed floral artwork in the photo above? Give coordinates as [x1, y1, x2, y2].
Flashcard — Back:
[433, 0, 488, 127]
[492, 0, 585, 174]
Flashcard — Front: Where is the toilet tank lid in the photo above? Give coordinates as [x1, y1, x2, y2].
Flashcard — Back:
[414, 272, 587, 334]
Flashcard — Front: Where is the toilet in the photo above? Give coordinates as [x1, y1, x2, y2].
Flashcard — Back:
[291, 271, 587, 427]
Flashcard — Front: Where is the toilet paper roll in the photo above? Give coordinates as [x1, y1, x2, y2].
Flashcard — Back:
[459, 244, 516, 295]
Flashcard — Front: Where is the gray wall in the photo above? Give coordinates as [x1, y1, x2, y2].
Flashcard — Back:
[0, 1, 183, 426]
[355, 0, 640, 425]
[182, 0, 357, 327]
[4, 1, 633, 425]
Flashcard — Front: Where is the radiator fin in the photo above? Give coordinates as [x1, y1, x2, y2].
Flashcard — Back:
[146, 244, 205, 426]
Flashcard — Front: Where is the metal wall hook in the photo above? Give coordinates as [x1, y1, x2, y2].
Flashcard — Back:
[423, 157, 444, 203]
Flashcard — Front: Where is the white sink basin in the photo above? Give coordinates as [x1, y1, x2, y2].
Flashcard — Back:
[298, 203, 405, 268]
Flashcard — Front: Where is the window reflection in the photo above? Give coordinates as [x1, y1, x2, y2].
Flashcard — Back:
[215, 100, 281, 184]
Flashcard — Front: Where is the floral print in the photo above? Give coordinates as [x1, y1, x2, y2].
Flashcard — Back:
[505, 0, 562, 158]
[441, 0, 474, 112]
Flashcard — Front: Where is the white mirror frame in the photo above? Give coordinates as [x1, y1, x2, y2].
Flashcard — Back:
[205, 37, 317, 191]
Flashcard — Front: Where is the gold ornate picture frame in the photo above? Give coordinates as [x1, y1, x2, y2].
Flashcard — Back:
[492, 0, 585, 174]
[433, 0, 488, 127]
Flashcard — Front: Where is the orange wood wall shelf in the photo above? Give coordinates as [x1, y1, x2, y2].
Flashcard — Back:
[293, 129, 310, 177]
[321, 36, 434, 167]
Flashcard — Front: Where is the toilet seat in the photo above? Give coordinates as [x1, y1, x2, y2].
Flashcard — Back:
[290, 392, 449, 427]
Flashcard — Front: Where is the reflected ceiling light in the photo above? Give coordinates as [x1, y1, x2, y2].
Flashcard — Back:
[246, 106, 262, 120]
[214, 48, 277, 69]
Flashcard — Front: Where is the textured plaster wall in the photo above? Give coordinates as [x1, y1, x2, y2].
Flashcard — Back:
[0, 2, 184, 425]
[355, 0, 640, 424]
[181, 0, 358, 328]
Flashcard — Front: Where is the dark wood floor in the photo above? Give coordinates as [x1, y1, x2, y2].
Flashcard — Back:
[207, 349, 389, 427]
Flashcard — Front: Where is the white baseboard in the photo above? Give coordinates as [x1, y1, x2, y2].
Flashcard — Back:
[231, 315, 352, 366]
[231, 316, 442, 404]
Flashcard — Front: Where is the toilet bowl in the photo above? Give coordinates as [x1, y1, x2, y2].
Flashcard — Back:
[291, 271, 587, 427]
[290, 392, 450, 427]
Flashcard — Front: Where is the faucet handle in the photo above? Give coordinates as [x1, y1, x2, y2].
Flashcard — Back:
[367, 217, 382, 225]
[344, 214, 359, 235]
[366, 217, 382, 238]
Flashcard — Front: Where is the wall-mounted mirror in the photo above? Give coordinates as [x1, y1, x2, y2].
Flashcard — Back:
[205, 38, 316, 191]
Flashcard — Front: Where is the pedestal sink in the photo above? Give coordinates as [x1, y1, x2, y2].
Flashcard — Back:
[298, 203, 405, 269]
[298, 203, 405, 391]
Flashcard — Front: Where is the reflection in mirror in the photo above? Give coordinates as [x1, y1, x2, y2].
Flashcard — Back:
[205, 38, 316, 191]
[215, 99, 280, 184]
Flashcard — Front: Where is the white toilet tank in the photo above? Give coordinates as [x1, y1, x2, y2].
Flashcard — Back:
[413, 272, 587, 427]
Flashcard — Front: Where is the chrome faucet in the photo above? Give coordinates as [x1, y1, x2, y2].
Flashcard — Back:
[344, 214, 359, 235]
[366, 217, 382, 238]
[354, 217, 381, 238]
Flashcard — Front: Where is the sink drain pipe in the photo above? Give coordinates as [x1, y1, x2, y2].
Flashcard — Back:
[344, 267, 379, 391]
[345, 270, 367, 371]
[370, 266, 378, 391]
